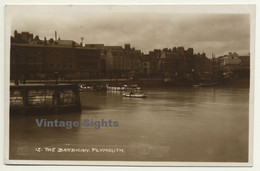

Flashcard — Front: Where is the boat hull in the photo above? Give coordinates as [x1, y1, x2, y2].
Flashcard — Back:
[123, 93, 146, 98]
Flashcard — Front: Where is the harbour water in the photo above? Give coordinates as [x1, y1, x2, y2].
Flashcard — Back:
[10, 84, 249, 162]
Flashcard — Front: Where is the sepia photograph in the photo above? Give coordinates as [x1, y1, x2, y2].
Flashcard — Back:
[4, 4, 255, 166]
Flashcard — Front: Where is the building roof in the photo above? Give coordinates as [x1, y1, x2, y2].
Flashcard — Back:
[57, 40, 81, 47]
[85, 44, 104, 49]
[104, 46, 123, 50]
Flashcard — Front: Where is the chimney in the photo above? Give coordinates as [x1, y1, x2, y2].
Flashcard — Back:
[55, 31, 57, 42]
[81, 37, 84, 47]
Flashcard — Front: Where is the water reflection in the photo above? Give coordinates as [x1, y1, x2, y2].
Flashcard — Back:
[10, 85, 249, 162]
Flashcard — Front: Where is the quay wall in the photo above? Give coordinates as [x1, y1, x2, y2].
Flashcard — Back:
[24, 78, 164, 87]
[18, 77, 250, 87]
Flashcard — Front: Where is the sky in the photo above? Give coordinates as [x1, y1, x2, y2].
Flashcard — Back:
[7, 5, 250, 57]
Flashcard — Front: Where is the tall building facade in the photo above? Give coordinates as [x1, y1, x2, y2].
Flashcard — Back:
[10, 31, 102, 82]
[140, 47, 212, 79]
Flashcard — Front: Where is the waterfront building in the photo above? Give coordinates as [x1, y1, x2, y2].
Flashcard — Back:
[146, 50, 161, 77]
[216, 53, 250, 79]
[75, 47, 102, 79]
[45, 43, 77, 79]
[85, 44, 107, 77]
[10, 43, 46, 83]
[10, 31, 102, 82]
[10, 30, 222, 81]
[123, 44, 142, 76]
[140, 54, 151, 77]
[104, 44, 141, 78]
[142, 47, 197, 79]
[218, 52, 241, 67]
[193, 53, 213, 75]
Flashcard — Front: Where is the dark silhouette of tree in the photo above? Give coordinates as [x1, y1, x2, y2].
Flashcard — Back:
[49, 38, 54, 44]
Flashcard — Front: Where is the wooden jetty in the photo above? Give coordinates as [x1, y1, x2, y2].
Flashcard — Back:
[10, 83, 81, 114]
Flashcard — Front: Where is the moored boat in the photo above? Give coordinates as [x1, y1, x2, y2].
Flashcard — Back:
[79, 84, 107, 92]
[106, 85, 125, 91]
[124, 84, 141, 90]
[106, 84, 141, 91]
[123, 90, 147, 98]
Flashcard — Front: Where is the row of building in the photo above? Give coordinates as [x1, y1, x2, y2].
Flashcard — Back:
[11, 31, 143, 81]
[10, 31, 250, 82]
[141, 47, 213, 78]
